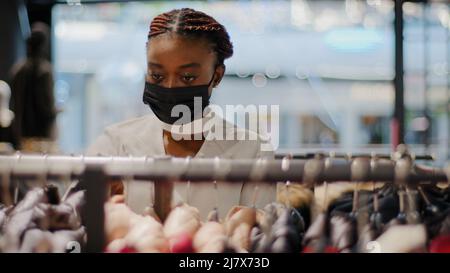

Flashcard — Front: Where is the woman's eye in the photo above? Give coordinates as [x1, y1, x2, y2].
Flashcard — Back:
[150, 74, 163, 81]
[182, 75, 196, 83]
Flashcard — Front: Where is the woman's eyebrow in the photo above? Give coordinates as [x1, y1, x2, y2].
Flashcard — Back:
[179, 62, 201, 69]
[148, 62, 163, 69]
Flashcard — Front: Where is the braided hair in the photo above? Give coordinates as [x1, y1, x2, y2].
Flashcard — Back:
[148, 8, 233, 66]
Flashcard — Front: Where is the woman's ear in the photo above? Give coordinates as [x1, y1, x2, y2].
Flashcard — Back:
[213, 64, 225, 88]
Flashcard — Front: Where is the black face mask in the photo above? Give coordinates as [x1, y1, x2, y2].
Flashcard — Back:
[143, 73, 216, 125]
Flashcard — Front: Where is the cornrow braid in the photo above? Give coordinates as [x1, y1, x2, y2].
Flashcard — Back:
[148, 8, 233, 65]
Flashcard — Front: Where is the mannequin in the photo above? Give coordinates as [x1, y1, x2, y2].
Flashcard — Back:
[0, 80, 15, 154]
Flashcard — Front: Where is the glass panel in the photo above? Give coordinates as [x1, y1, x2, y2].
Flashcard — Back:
[53, 0, 397, 157]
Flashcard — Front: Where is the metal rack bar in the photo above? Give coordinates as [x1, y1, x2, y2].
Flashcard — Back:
[0, 155, 447, 183]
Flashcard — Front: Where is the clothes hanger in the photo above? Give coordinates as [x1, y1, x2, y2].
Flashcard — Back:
[356, 181, 383, 253]
[396, 188, 408, 224]
[281, 155, 305, 233]
[208, 157, 221, 222]
[301, 179, 330, 253]
[251, 154, 303, 253]
[13, 152, 23, 204]
[418, 185, 440, 218]
[369, 181, 383, 232]
[392, 152, 412, 225]
[185, 156, 192, 206]
[327, 181, 359, 253]
[40, 154, 49, 188]
[281, 154, 293, 209]
[250, 185, 260, 210]
[60, 161, 74, 202]
[205, 180, 220, 222]
[350, 182, 359, 219]
[405, 186, 421, 224]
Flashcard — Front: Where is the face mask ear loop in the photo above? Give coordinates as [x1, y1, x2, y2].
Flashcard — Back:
[208, 64, 221, 88]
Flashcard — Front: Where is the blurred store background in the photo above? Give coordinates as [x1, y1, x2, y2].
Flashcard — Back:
[1, 0, 449, 165]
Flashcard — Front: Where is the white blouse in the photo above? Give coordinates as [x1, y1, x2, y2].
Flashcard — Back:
[86, 113, 277, 220]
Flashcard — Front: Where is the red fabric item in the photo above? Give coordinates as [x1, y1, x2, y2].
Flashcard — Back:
[119, 246, 138, 253]
[302, 246, 339, 253]
[429, 235, 450, 253]
[104, 246, 137, 253]
[301, 246, 313, 253]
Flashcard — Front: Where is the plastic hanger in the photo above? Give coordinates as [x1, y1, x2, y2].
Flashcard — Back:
[405, 187, 421, 224]
[396, 188, 407, 224]
[369, 182, 383, 231]
[418, 185, 440, 218]
[185, 156, 192, 205]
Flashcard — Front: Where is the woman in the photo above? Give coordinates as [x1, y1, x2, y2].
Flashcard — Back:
[87, 8, 276, 219]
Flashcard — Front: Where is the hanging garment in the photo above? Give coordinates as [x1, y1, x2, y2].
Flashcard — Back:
[86, 113, 277, 219]
[193, 221, 227, 253]
[107, 213, 169, 253]
[302, 212, 329, 252]
[328, 185, 400, 225]
[329, 212, 357, 253]
[429, 235, 450, 253]
[0, 187, 86, 253]
[250, 203, 305, 253]
[375, 224, 428, 253]
[0, 205, 11, 228]
[163, 204, 202, 253]
[322, 182, 450, 253]
[425, 208, 450, 239]
[20, 226, 85, 253]
[276, 183, 313, 229]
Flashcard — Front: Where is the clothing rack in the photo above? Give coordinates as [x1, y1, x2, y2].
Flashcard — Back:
[0, 153, 449, 253]
[0, 154, 445, 182]
[274, 152, 435, 161]
[275, 144, 436, 161]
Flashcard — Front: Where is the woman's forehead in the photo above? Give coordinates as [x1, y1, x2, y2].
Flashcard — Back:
[147, 34, 216, 69]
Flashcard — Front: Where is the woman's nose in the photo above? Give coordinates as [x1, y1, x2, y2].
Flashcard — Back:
[164, 76, 179, 88]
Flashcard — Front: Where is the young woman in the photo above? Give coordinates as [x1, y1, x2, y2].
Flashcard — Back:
[87, 8, 276, 219]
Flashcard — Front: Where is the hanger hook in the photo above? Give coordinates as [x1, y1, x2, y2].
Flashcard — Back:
[281, 153, 292, 172]
[352, 182, 359, 214]
[398, 189, 406, 214]
[251, 186, 259, 209]
[282, 155, 292, 208]
[213, 157, 221, 210]
[12, 152, 23, 204]
[40, 154, 50, 187]
[371, 181, 379, 213]
[213, 180, 219, 210]
[417, 186, 431, 205]
[286, 180, 292, 209]
[61, 160, 75, 202]
[185, 156, 192, 205]
[322, 182, 328, 212]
